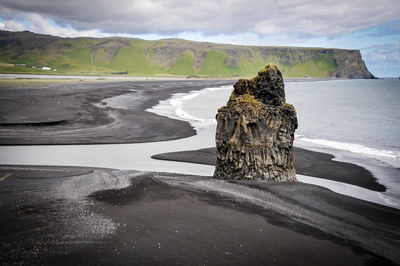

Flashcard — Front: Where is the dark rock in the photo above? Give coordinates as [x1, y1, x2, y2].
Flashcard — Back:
[230, 65, 286, 106]
[214, 64, 298, 182]
[328, 50, 375, 79]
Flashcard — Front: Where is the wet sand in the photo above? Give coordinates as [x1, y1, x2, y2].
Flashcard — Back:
[0, 166, 398, 265]
[152, 147, 386, 191]
[0, 80, 233, 144]
[0, 79, 398, 265]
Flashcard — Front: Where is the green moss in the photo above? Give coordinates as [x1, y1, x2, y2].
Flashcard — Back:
[258, 64, 279, 74]
[227, 93, 264, 113]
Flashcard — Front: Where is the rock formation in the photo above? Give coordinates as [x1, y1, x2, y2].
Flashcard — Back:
[214, 64, 298, 182]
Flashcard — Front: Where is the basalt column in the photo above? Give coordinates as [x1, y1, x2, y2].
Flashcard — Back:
[214, 64, 298, 182]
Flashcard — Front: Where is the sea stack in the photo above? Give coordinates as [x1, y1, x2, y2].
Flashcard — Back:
[214, 64, 298, 182]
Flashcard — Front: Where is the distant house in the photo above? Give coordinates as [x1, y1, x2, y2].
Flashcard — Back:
[42, 67, 51, 70]
[32, 66, 36, 69]
[15, 63, 26, 67]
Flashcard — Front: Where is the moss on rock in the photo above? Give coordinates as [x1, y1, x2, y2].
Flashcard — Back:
[214, 64, 298, 182]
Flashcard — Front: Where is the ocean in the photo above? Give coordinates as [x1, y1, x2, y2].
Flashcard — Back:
[169, 78, 400, 166]
[149, 78, 400, 207]
[1, 78, 399, 208]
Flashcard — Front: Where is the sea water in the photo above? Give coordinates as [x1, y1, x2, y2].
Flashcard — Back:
[1, 79, 399, 208]
[149, 78, 400, 207]
[174, 79, 400, 168]
[288, 79, 400, 166]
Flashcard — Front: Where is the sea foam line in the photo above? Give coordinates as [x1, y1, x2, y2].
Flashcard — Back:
[295, 135, 400, 168]
[146, 84, 400, 207]
[148, 85, 232, 131]
[297, 135, 398, 158]
[150, 85, 400, 167]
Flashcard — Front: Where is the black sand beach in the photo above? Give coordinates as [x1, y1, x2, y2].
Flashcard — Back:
[0, 166, 399, 265]
[0, 79, 398, 265]
[0, 80, 232, 144]
[152, 147, 387, 191]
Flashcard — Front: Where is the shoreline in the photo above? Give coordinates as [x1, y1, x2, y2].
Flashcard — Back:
[151, 147, 387, 192]
[1, 80, 399, 264]
[0, 79, 396, 201]
[0, 80, 233, 145]
[0, 165, 398, 265]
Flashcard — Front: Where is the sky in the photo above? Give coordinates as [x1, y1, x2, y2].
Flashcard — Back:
[0, 0, 399, 77]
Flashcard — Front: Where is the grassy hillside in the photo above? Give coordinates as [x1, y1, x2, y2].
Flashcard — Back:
[0, 30, 374, 78]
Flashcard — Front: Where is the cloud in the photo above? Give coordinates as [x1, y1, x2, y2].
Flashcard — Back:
[361, 42, 400, 76]
[0, 13, 317, 47]
[0, 13, 317, 45]
[0, 19, 26, 32]
[363, 42, 400, 63]
[0, 14, 138, 38]
[26, 14, 114, 38]
[0, 0, 399, 37]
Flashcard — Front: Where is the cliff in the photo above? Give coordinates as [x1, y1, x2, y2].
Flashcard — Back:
[0, 30, 374, 78]
[214, 64, 298, 181]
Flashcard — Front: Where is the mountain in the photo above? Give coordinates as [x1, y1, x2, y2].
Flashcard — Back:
[0, 30, 375, 78]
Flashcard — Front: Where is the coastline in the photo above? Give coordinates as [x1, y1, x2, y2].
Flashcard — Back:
[1, 79, 400, 264]
[0, 165, 399, 265]
[151, 147, 386, 192]
[0, 80, 233, 144]
[0, 79, 395, 199]
[0, 79, 397, 200]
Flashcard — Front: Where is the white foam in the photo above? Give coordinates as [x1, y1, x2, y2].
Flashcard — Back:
[147, 85, 232, 130]
[296, 135, 400, 168]
[1, 83, 399, 210]
[147, 85, 400, 208]
[150, 85, 400, 168]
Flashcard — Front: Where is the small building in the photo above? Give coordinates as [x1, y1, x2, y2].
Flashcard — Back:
[42, 67, 51, 71]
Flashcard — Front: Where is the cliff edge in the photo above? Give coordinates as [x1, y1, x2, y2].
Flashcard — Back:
[0, 30, 375, 78]
[214, 64, 298, 181]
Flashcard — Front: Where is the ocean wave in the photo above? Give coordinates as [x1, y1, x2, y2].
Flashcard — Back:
[149, 85, 400, 168]
[297, 136, 399, 158]
[296, 135, 400, 167]
[147, 85, 232, 130]
[147, 84, 400, 203]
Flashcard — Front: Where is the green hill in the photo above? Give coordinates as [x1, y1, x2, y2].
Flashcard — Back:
[0, 30, 374, 78]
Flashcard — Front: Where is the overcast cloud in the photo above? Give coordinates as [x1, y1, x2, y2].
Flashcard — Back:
[0, 0, 399, 37]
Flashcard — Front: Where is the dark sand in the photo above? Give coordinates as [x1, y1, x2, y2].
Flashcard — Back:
[152, 147, 386, 191]
[0, 79, 398, 265]
[0, 80, 233, 144]
[1, 78, 384, 191]
[0, 166, 398, 265]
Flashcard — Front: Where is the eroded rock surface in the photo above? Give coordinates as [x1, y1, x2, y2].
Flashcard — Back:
[214, 64, 298, 181]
